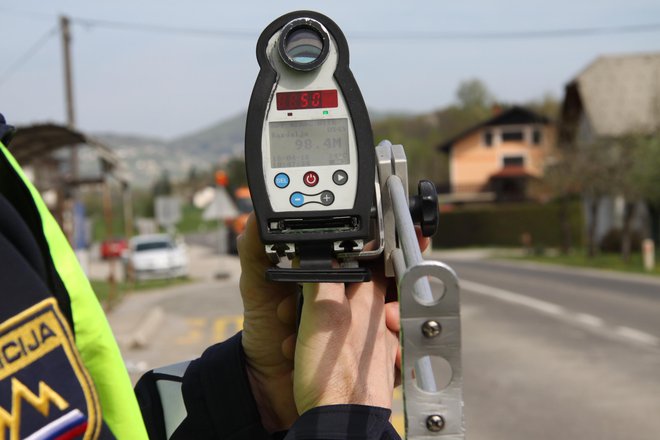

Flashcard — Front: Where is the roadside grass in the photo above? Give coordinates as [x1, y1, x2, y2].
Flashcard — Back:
[506, 250, 660, 277]
[177, 204, 218, 234]
[90, 277, 192, 304]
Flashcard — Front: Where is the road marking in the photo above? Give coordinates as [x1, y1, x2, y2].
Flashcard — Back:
[392, 388, 404, 436]
[175, 316, 245, 345]
[616, 326, 660, 346]
[574, 313, 604, 327]
[461, 279, 659, 348]
[460, 280, 564, 316]
[213, 316, 244, 342]
[391, 413, 404, 436]
[175, 318, 206, 345]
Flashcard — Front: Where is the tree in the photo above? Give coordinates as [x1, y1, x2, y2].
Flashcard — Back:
[630, 134, 660, 246]
[524, 93, 560, 120]
[187, 165, 198, 183]
[152, 170, 172, 197]
[222, 157, 248, 192]
[543, 153, 579, 254]
[456, 79, 494, 110]
[550, 131, 660, 261]
[546, 140, 619, 257]
[601, 134, 660, 262]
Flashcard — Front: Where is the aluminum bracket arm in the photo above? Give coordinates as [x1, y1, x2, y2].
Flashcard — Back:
[376, 141, 465, 439]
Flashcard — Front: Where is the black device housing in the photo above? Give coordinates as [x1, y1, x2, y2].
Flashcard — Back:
[245, 11, 375, 252]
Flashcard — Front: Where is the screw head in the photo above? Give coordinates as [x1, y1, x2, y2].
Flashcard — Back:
[422, 320, 441, 338]
[426, 414, 445, 432]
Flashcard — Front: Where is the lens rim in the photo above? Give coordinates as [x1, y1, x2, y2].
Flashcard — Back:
[278, 18, 329, 72]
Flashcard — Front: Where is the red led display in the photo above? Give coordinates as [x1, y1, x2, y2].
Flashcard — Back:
[276, 89, 339, 110]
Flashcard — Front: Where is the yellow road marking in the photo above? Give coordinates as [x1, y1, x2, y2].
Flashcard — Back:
[175, 318, 206, 345]
[212, 316, 243, 342]
[391, 413, 405, 436]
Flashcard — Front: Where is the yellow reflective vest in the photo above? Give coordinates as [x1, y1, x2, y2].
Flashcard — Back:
[0, 127, 148, 439]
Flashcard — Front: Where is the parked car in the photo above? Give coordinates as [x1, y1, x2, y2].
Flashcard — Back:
[126, 234, 188, 281]
[100, 237, 128, 259]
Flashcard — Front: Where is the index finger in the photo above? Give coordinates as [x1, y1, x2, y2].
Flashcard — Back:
[237, 213, 273, 270]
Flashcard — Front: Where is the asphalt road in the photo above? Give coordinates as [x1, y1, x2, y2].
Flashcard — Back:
[446, 257, 660, 440]
[107, 250, 660, 439]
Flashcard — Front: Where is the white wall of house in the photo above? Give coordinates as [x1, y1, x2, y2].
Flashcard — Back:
[584, 195, 651, 245]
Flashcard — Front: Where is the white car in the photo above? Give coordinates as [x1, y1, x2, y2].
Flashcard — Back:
[127, 234, 188, 281]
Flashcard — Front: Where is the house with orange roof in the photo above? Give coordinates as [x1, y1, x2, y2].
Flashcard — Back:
[437, 106, 556, 204]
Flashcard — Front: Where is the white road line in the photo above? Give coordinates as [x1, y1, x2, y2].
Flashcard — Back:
[574, 313, 604, 327]
[461, 279, 659, 348]
[616, 326, 660, 346]
[460, 279, 565, 316]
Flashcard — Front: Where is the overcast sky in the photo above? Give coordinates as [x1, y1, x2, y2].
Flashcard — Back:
[1, 1, 659, 138]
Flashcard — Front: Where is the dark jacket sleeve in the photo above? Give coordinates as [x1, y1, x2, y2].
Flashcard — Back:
[285, 405, 400, 440]
[166, 332, 400, 440]
[171, 332, 271, 439]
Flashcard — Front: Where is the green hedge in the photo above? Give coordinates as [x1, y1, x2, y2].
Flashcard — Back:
[432, 202, 583, 248]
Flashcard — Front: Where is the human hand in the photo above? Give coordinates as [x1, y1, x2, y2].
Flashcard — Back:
[237, 214, 298, 431]
[292, 271, 399, 414]
[238, 213, 431, 424]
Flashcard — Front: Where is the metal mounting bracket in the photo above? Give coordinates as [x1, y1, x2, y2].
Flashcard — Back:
[377, 140, 465, 439]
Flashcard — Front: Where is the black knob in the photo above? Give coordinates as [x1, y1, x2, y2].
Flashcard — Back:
[409, 180, 439, 237]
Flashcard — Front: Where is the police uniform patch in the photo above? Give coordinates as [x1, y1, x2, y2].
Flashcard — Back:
[0, 298, 102, 440]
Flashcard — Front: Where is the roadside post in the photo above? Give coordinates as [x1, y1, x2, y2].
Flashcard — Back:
[642, 238, 655, 272]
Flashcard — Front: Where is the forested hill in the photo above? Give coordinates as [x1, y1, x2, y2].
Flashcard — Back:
[95, 80, 558, 189]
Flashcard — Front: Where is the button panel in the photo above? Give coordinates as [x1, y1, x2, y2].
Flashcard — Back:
[273, 168, 350, 208]
[288, 190, 335, 208]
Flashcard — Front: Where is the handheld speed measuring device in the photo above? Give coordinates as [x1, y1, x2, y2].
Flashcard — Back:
[246, 10, 375, 282]
[246, 11, 465, 439]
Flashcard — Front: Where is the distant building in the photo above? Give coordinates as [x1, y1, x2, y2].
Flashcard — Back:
[559, 52, 660, 242]
[437, 106, 556, 203]
[560, 52, 660, 144]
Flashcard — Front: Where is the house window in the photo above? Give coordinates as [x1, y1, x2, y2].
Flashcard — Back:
[501, 130, 524, 142]
[503, 156, 524, 167]
[483, 130, 493, 147]
[532, 128, 543, 145]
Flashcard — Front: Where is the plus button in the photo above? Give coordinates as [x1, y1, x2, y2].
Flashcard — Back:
[319, 191, 335, 206]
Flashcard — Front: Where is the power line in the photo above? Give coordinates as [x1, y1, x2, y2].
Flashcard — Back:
[2, 7, 660, 42]
[72, 17, 255, 39]
[351, 22, 660, 41]
[73, 17, 660, 41]
[0, 26, 58, 89]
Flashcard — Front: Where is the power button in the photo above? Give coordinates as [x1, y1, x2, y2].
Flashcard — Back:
[303, 171, 319, 187]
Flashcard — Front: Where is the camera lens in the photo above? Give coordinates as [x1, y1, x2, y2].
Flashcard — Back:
[284, 28, 323, 64]
[279, 19, 329, 71]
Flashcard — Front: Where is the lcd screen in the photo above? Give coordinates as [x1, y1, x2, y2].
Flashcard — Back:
[276, 90, 339, 110]
[269, 118, 350, 168]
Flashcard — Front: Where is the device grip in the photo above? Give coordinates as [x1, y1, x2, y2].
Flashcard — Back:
[266, 267, 371, 283]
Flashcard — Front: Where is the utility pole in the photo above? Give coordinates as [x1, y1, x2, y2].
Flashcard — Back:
[60, 15, 84, 265]
[60, 15, 77, 175]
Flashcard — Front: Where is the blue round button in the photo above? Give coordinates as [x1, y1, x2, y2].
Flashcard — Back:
[274, 173, 290, 188]
[290, 192, 305, 207]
